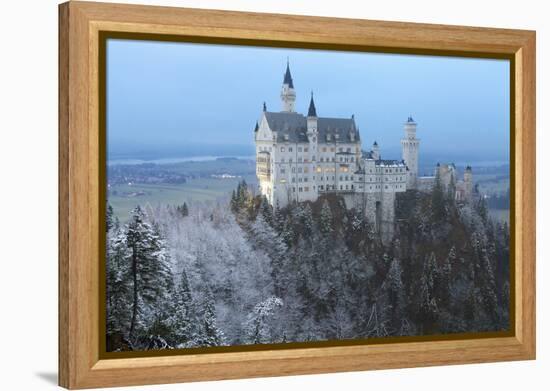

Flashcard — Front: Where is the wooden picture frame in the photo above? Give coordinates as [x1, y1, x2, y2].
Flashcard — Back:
[59, 1, 536, 389]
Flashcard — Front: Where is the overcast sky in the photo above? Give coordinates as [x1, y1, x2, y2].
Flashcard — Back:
[107, 39, 510, 163]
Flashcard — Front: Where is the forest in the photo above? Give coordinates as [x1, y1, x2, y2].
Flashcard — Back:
[106, 175, 510, 352]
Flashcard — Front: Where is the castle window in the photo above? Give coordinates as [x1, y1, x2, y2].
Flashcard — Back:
[345, 176, 349, 181]
[293, 187, 296, 192]
[304, 177, 308, 182]
[298, 167, 302, 173]
[320, 185, 324, 190]
[304, 147, 308, 152]
[351, 157, 354, 162]
[298, 157, 302, 163]
[298, 147, 302, 152]
[292, 167, 295, 173]
[280, 168, 285, 174]
[340, 185, 343, 190]
[332, 157, 335, 162]
[339, 147, 343, 152]
[312, 155, 316, 161]
[347, 147, 351, 152]
[289, 147, 293, 152]
[289, 158, 293, 163]
[304, 167, 309, 173]
[320, 157, 324, 162]
[281, 147, 285, 152]
[281, 158, 285, 163]
[298, 178, 302, 182]
[331, 147, 335, 152]
[323, 147, 327, 152]
[351, 176, 354, 181]
[316, 166, 322, 173]
[299, 187, 303, 192]
[292, 178, 296, 183]
[346, 185, 349, 190]
[304, 187, 309, 192]
[304, 158, 308, 163]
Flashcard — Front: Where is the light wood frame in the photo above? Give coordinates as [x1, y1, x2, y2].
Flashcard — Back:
[59, 1, 536, 389]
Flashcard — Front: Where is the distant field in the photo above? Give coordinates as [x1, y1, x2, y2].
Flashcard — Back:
[109, 175, 257, 221]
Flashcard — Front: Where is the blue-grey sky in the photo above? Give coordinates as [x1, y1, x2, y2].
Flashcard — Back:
[107, 39, 510, 163]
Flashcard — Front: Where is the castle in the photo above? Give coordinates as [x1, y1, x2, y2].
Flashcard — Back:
[255, 62, 473, 239]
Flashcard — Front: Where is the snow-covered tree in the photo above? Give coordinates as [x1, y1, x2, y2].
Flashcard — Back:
[245, 297, 283, 344]
[125, 206, 173, 340]
[198, 299, 225, 347]
[319, 199, 333, 234]
[168, 268, 196, 347]
[418, 252, 439, 333]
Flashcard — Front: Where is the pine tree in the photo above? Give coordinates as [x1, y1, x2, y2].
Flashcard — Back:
[259, 195, 273, 226]
[273, 201, 285, 234]
[438, 248, 453, 308]
[418, 252, 439, 334]
[126, 206, 173, 341]
[480, 252, 499, 325]
[319, 199, 333, 234]
[169, 268, 195, 347]
[106, 203, 115, 232]
[230, 190, 238, 212]
[281, 216, 295, 246]
[106, 227, 132, 340]
[475, 196, 489, 223]
[199, 299, 225, 347]
[386, 258, 405, 332]
[301, 204, 314, 236]
[176, 202, 189, 217]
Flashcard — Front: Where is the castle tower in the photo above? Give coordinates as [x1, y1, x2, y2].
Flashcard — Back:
[307, 92, 319, 200]
[464, 165, 473, 201]
[307, 91, 318, 133]
[401, 116, 420, 189]
[372, 141, 380, 160]
[280, 60, 296, 112]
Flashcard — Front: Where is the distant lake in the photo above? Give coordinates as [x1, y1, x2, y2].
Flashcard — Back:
[108, 155, 255, 166]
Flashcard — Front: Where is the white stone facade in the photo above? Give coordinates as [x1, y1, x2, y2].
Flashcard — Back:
[254, 62, 473, 239]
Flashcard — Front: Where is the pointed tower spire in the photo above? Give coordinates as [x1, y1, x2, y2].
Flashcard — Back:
[283, 58, 294, 88]
[263, 101, 267, 112]
[254, 121, 259, 133]
[280, 59, 296, 112]
[308, 91, 317, 117]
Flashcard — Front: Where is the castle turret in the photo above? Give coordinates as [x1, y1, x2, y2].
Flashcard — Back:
[307, 92, 318, 133]
[401, 116, 420, 189]
[307, 92, 319, 199]
[372, 141, 380, 160]
[280, 60, 296, 112]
